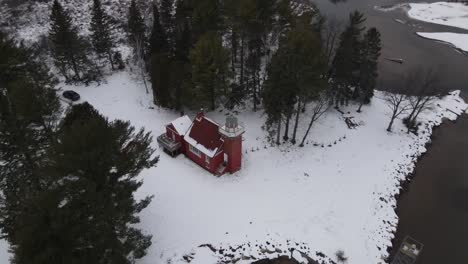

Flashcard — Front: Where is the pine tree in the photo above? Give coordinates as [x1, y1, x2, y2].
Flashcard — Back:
[49, 0, 93, 82]
[0, 31, 61, 248]
[330, 11, 366, 106]
[172, 1, 193, 110]
[90, 0, 116, 70]
[12, 103, 157, 264]
[150, 3, 171, 107]
[357, 27, 381, 112]
[190, 32, 230, 110]
[191, 0, 222, 41]
[160, 0, 175, 51]
[128, 0, 146, 50]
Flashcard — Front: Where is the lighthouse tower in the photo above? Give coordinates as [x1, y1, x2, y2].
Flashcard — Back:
[219, 116, 245, 173]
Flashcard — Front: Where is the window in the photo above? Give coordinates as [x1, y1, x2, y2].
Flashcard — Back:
[205, 155, 210, 165]
[189, 144, 201, 157]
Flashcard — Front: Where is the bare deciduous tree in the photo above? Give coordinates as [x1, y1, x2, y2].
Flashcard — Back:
[404, 67, 447, 133]
[322, 18, 342, 76]
[383, 82, 411, 132]
[300, 92, 331, 146]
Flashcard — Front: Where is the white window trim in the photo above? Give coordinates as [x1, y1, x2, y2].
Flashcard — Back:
[189, 144, 201, 158]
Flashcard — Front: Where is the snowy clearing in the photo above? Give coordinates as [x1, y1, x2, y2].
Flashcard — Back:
[6, 72, 459, 264]
[408, 2, 468, 30]
[0, 72, 466, 263]
[417, 32, 468, 53]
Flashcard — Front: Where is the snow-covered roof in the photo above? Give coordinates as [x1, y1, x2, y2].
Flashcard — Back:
[184, 114, 223, 158]
[169, 115, 192, 136]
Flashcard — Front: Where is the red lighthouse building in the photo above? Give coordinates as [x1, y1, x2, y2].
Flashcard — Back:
[157, 112, 244, 175]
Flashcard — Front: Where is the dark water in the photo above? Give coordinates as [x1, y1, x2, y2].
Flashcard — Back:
[314, 0, 468, 93]
[312, 0, 468, 263]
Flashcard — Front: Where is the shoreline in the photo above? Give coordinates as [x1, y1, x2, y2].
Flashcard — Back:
[385, 112, 468, 263]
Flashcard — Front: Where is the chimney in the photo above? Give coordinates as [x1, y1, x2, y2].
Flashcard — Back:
[196, 108, 204, 119]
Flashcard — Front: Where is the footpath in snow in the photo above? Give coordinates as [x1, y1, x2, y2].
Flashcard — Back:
[407, 2, 468, 52]
[23, 72, 462, 264]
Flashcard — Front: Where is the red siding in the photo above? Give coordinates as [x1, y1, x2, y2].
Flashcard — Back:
[166, 124, 185, 154]
[185, 143, 224, 174]
[223, 136, 242, 173]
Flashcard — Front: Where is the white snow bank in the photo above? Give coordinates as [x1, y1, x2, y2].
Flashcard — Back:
[0, 239, 10, 263]
[417, 32, 468, 52]
[170, 115, 192, 135]
[408, 2, 468, 30]
[1, 72, 466, 264]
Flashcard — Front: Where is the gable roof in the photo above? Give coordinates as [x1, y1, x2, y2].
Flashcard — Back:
[184, 114, 223, 158]
[169, 115, 192, 135]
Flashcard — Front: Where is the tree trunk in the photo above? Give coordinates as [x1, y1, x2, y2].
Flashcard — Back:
[276, 119, 282, 145]
[387, 115, 396, 132]
[300, 112, 318, 147]
[283, 113, 290, 140]
[253, 69, 259, 112]
[231, 30, 237, 70]
[357, 101, 364, 112]
[70, 53, 81, 80]
[240, 34, 245, 88]
[108, 51, 115, 70]
[291, 101, 301, 144]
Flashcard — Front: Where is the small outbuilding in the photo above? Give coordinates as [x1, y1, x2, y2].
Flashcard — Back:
[157, 111, 244, 175]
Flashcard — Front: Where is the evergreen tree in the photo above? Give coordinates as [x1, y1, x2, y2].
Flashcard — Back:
[189, 32, 230, 110]
[160, 0, 175, 50]
[0, 31, 61, 248]
[49, 0, 93, 82]
[262, 20, 326, 145]
[171, 1, 193, 110]
[128, 0, 146, 50]
[191, 0, 222, 41]
[150, 3, 171, 107]
[90, 0, 116, 70]
[357, 27, 381, 112]
[330, 11, 366, 106]
[12, 103, 157, 264]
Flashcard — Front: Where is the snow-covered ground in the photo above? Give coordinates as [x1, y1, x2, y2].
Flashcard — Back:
[0, 239, 10, 263]
[408, 2, 468, 30]
[407, 2, 468, 52]
[1, 72, 459, 264]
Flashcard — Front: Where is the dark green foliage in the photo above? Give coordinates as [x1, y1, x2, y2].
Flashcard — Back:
[90, 0, 116, 70]
[49, 0, 93, 82]
[190, 32, 230, 110]
[0, 31, 61, 248]
[11, 103, 157, 264]
[262, 16, 326, 144]
[357, 27, 381, 111]
[150, 3, 169, 55]
[191, 0, 222, 40]
[160, 0, 175, 49]
[331, 11, 366, 106]
[127, 0, 146, 49]
[149, 3, 171, 107]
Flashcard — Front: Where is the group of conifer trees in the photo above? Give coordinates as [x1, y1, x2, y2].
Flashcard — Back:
[0, 30, 157, 263]
[263, 10, 382, 145]
[125, 0, 381, 145]
[49, 0, 124, 83]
